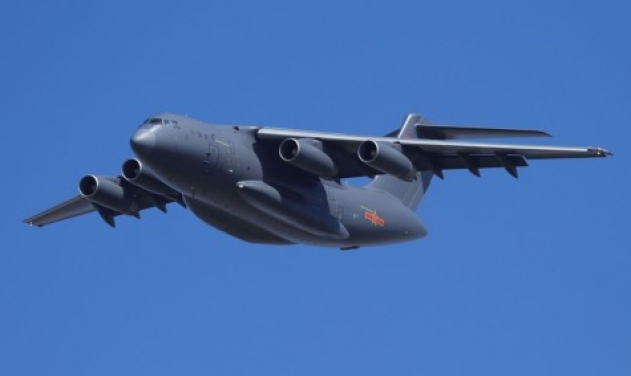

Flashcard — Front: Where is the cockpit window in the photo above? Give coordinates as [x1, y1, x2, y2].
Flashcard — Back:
[139, 117, 166, 129]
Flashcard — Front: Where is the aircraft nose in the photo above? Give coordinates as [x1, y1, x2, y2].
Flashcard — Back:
[130, 128, 156, 156]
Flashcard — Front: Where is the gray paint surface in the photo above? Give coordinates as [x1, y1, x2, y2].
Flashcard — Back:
[23, 113, 611, 249]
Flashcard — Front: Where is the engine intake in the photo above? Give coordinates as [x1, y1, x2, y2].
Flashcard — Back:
[358, 141, 416, 180]
[121, 158, 179, 199]
[79, 175, 138, 214]
[279, 138, 338, 178]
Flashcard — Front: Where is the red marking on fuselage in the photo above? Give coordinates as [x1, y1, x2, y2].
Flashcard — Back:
[364, 210, 385, 227]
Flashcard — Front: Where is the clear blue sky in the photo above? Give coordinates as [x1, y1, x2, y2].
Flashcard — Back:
[2, 1, 630, 375]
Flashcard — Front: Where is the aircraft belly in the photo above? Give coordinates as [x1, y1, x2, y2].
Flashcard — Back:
[236, 180, 349, 240]
[186, 175, 423, 248]
[336, 186, 428, 246]
[184, 196, 294, 245]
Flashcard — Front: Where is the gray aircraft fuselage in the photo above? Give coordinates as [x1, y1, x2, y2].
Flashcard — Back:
[133, 114, 425, 248]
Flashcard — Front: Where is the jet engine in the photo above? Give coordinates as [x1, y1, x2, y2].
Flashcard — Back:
[358, 141, 416, 180]
[279, 138, 338, 178]
[121, 158, 180, 199]
[79, 175, 139, 214]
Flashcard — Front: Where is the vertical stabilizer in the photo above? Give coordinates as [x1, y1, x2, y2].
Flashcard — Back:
[366, 113, 433, 210]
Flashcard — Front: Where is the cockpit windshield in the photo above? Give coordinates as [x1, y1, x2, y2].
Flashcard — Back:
[138, 117, 180, 129]
[139, 117, 164, 129]
[142, 118, 164, 125]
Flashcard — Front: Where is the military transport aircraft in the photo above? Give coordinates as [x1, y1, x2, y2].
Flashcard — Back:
[24, 113, 611, 249]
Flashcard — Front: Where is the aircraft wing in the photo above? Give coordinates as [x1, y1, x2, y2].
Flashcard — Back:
[23, 195, 96, 227]
[256, 128, 611, 178]
[24, 176, 182, 227]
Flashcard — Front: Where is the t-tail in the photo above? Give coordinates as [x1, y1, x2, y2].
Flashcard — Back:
[365, 114, 433, 211]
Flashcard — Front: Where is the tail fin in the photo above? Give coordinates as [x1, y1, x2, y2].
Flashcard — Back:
[366, 113, 433, 210]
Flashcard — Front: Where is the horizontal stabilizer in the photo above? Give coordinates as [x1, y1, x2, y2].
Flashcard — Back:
[416, 125, 551, 140]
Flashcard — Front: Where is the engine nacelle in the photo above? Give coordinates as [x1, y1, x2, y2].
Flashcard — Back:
[121, 158, 179, 199]
[357, 141, 416, 180]
[79, 175, 138, 214]
[279, 138, 338, 178]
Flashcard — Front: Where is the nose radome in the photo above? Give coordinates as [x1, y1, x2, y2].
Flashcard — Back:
[130, 129, 156, 156]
